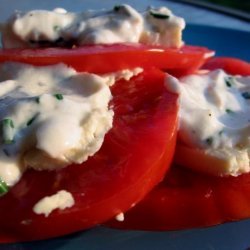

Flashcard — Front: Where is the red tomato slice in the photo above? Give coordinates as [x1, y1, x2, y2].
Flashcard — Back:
[106, 57, 250, 231]
[0, 68, 178, 243]
[106, 165, 250, 230]
[0, 44, 212, 74]
[202, 57, 250, 76]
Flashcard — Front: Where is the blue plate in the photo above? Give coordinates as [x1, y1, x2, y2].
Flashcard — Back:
[0, 25, 250, 250]
[184, 24, 250, 61]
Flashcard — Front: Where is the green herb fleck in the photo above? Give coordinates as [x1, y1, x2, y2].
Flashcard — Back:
[149, 10, 170, 19]
[35, 97, 40, 104]
[205, 137, 213, 146]
[226, 108, 234, 114]
[26, 115, 37, 126]
[0, 178, 9, 197]
[225, 77, 234, 87]
[1, 118, 15, 144]
[53, 25, 60, 31]
[3, 119, 14, 128]
[54, 94, 63, 100]
[219, 130, 224, 136]
[242, 92, 250, 99]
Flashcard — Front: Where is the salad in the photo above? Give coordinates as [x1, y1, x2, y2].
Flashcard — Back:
[0, 4, 249, 243]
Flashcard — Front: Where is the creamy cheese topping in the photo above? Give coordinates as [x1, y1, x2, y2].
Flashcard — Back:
[1, 4, 185, 48]
[0, 62, 114, 186]
[166, 70, 250, 176]
[33, 190, 75, 217]
[102, 67, 143, 86]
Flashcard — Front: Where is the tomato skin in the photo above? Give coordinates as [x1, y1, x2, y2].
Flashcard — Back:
[0, 44, 212, 74]
[106, 166, 221, 230]
[106, 57, 250, 231]
[202, 57, 250, 76]
[0, 68, 178, 243]
[107, 166, 250, 231]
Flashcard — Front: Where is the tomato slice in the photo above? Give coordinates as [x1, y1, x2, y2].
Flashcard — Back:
[0, 44, 212, 74]
[106, 57, 250, 231]
[0, 68, 178, 243]
[106, 165, 250, 230]
[202, 57, 250, 76]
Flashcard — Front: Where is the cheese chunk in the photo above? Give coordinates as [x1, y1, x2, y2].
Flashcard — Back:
[165, 70, 250, 176]
[1, 5, 185, 48]
[33, 190, 75, 217]
[0, 63, 114, 186]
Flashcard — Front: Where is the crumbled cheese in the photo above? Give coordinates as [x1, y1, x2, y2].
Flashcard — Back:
[176, 69, 250, 176]
[1, 5, 185, 48]
[0, 62, 114, 186]
[33, 190, 75, 217]
[115, 213, 125, 222]
[103, 67, 143, 86]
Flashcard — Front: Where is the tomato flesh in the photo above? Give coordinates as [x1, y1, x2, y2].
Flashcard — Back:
[106, 165, 250, 230]
[202, 57, 250, 76]
[106, 57, 250, 231]
[0, 68, 178, 243]
[0, 44, 212, 74]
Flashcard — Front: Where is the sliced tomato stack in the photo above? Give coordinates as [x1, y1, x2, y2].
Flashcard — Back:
[0, 67, 178, 242]
[0, 43, 220, 242]
[106, 57, 250, 231]
[1, 44, 249, 241]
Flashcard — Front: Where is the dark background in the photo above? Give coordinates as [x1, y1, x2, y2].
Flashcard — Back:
[203, 0, 250, 13]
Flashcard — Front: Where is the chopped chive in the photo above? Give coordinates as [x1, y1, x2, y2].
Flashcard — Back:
[35, 97, 40, 104]
[149, 10, 170, 19]
[3, 119, 14, 129]
[0, 178, 9, 197]
[225, 80, 231, 87]
[226, 108, 234, 114]
[53, 25, 60, 31]
[113, 5, 121, 11]
[242, 92, 250, 99]
[219, 130, 223, 136]
[3, 139, 14, 144]
[54, 94, 63, 100]
[225, 77, 234, 87]
[205, 137, 213, 146]
[26, 115, 37, 126]
[1, 118, 15, 144]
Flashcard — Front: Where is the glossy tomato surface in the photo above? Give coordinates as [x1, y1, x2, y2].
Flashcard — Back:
[107, 165, 250, 230]
[106, 57, 250, 231]
[203, 57, 250, 76]
[0, 44, 212, 74]
[0, 68, 178, 243]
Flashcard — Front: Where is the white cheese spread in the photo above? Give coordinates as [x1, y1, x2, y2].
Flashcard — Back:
[33, 190, 75, 217]
[0, 62, 114, 186]
[166, 70, 250, 176]
[102, 67, 143, 86]
[1, 5, 185, 48]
